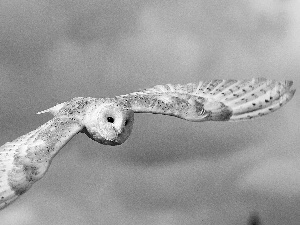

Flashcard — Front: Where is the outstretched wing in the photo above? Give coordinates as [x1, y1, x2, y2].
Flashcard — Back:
[0, 116, 83, 210]
[117, 78, 295, 121]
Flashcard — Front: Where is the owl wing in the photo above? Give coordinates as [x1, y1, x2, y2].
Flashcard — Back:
[117, 78, 295, 121]
[0, 115, 84, 210]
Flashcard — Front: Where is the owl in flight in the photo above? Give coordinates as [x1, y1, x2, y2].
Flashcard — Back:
[0, 78, 295, 210]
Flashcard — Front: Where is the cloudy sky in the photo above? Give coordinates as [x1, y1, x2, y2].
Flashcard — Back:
[0, 0, 299, 224]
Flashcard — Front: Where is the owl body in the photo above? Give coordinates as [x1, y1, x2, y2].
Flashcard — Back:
[0, 78, 296, 210]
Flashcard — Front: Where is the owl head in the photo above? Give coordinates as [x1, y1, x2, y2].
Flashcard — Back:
[82, 101, 134, 146]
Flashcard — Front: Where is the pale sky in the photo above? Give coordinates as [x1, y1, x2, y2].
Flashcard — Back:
[0, 1, 299, 224]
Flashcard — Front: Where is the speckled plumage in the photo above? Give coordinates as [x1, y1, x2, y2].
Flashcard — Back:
[0, 78, 296, 210]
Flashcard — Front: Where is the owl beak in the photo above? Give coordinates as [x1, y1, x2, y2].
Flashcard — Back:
[113, 127, 122, 135]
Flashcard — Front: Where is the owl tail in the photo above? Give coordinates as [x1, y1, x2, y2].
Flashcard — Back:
[196, 78, 295, 121]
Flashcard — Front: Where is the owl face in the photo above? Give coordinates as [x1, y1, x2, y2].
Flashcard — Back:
[83, 101, 134, 146]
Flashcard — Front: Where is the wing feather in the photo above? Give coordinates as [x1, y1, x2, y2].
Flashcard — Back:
[0, 117, 83, 210]
[117, 78, 295, 122]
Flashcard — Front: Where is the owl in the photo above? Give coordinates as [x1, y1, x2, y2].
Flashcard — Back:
[0, 78, 295, 210]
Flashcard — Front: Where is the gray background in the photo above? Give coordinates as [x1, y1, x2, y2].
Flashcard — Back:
[0, 0, 299, 224]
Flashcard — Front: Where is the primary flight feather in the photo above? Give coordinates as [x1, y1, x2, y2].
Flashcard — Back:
[0, 78, 295, 210]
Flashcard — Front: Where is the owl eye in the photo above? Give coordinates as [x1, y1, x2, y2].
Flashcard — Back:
[124, 119, 129, 126]
[107, 117, 115, 123]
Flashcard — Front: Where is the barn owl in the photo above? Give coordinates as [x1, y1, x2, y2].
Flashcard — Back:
[0, 78, 295, 210]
